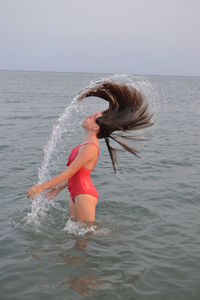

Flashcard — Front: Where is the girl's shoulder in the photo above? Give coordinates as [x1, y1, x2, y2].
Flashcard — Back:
[79, 142, 99, 153]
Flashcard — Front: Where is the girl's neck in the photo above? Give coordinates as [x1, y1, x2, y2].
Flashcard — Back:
[83, 131, 98, 145]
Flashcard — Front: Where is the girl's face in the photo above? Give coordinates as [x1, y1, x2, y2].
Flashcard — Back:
[82, 112, 102, 132]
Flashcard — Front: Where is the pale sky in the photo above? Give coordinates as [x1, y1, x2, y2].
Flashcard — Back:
[0, 0, 199, 76]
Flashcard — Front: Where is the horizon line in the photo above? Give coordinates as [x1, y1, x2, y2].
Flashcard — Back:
[0, 68, 199, 79]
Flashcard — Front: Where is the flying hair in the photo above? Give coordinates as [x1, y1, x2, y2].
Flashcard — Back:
[77, 80, 153, 172]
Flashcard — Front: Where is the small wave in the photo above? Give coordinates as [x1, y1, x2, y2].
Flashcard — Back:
[62, 218, 111, 237]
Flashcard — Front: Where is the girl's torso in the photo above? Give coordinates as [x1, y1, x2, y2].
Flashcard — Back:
[66, 143, 99, 202]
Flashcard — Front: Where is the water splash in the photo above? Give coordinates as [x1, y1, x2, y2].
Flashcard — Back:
[63, 218, 111, 237]
[27, 96, 79, 225]
[38, 96, 78, 182]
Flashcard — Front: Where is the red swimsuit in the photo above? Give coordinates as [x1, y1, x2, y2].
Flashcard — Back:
[66, 143, 99, 203]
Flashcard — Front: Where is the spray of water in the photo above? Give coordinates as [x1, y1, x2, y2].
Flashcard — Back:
[38, 96, 79, 182]
[63, 218, 111, 237]
[26, 95, 79, 225]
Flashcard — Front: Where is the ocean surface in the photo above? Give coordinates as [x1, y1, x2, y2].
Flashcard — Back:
[0, 70, 199, 300]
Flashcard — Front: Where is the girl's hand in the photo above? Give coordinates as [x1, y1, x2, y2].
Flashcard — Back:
[26, 184, 43, 199]
[45, 188, 60, 201]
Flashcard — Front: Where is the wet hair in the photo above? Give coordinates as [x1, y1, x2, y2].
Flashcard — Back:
[78, 80, 153, 172]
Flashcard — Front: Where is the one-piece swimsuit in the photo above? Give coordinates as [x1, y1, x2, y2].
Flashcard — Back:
[66, 143, 99, 203]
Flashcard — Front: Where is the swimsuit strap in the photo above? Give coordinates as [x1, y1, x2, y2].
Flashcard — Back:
[80, 143, 99, 169]
[80, 142, 99, 153]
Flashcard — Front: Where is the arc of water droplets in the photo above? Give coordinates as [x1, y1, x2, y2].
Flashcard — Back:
[38, 96, 78, 183]
[27, 96, 79, 225]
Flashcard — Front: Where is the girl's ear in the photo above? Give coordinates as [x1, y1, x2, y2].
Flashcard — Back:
[93, 123, 100, 131]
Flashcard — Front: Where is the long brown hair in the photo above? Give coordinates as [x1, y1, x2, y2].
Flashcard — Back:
[78, 80, 153, 172]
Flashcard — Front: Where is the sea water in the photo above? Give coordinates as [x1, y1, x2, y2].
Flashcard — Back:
[0, 70, 199, 299]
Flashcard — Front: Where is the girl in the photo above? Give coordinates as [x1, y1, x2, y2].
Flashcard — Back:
[26, 80, 153, 224]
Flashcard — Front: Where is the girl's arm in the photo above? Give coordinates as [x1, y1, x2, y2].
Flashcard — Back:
[26, 144, 97, 199]
[45, 179, 69, 201]
[55, 179, 69, 191]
